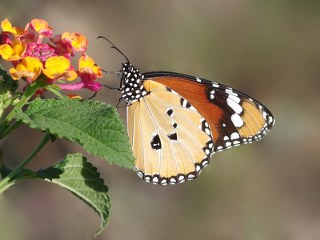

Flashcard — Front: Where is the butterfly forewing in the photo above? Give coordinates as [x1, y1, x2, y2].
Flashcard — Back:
[145, 72, 274, 153]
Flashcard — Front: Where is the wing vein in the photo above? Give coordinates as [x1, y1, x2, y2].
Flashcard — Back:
[142, 98, 176, 176]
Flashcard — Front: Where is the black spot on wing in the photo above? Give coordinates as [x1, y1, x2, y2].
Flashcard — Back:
[166, 108, 173, 116]
[167, 132, 178, 141]
[151, 134, 161, 150]
[180, 98, 191, 108]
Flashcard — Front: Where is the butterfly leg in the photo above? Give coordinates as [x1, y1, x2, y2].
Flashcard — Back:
[115, 98, 124, 108]
[87, 92, 98, 99]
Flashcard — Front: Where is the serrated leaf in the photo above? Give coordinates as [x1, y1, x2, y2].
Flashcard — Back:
[0, 153, 110, 235]
[40, 153, 110, 236]
[14, 98, 134, 169]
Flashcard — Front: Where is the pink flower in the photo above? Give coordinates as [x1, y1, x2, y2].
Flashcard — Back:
[0, 18, 103, 94]
[57, 54, 102, 91]
[24, 42, 56, 62]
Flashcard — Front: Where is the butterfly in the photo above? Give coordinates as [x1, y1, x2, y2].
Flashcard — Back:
[100, 37, 275, 185]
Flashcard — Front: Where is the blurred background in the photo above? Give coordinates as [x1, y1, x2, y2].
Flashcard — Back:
[1, 0, 320, 239]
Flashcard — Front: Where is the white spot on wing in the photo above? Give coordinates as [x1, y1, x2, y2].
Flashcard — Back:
[212, 82, 219, 88]
[269, 116, 274, 124]
[227, 98, 243, 114]
[153, 176, 159, 183]
[233, 140, 241, 145]
[263, 111, 267, 120]
[225, 88, 234, 94]
[230, 132, 240, 140]
[231, 113, 244, 127]
[228, 94, 240, 103]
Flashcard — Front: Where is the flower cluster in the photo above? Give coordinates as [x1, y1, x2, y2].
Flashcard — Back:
[0, 18, 102, 93]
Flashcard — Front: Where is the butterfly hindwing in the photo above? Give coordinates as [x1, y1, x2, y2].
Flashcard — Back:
[127, 80, 214, 185]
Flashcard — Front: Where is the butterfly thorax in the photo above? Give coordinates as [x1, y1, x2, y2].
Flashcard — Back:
[120, 63, 148, 104]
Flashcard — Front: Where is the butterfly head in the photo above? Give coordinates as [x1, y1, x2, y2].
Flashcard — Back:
[120, 63, 147, 104]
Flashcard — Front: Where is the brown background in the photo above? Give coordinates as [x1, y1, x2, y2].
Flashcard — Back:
[1, 0, 320, 239]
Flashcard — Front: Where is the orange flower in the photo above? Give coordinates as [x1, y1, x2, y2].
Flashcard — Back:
[42, 56, 77, 81]
[30, 19, 52, 37]
[0, 39, 26, 61]
[78, 53, 102, 77]
[61, 32, 87, 52]
[9, 56, 43, 82]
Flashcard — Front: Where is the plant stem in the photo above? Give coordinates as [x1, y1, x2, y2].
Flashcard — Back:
[0, 132, 51, 193]
[0, 83, 40, 139]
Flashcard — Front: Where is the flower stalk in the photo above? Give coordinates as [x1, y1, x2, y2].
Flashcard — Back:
[0, 132, 51, 193]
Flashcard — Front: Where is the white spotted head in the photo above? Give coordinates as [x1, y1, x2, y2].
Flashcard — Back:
[121, 63, 147, 104]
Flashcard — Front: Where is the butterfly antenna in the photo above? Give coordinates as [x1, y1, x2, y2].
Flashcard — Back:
[97, 36, 130, 63]
[102, 69, 121, 75]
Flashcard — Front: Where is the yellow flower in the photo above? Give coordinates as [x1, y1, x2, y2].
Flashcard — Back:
[0, 39, 26, 61]
[42, 56, 77, 81]
[1, 18, 24, 36]
[9, 57, 43, 81]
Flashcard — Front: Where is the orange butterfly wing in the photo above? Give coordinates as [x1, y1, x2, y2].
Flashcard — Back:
[145, 72, 274, 153]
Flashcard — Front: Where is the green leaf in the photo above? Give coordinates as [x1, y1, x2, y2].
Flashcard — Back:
[40, 153, 110, 236]
[0, 153, 111, 236]
[14, 98, 134, 169]
[44, 84, 64, 99]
